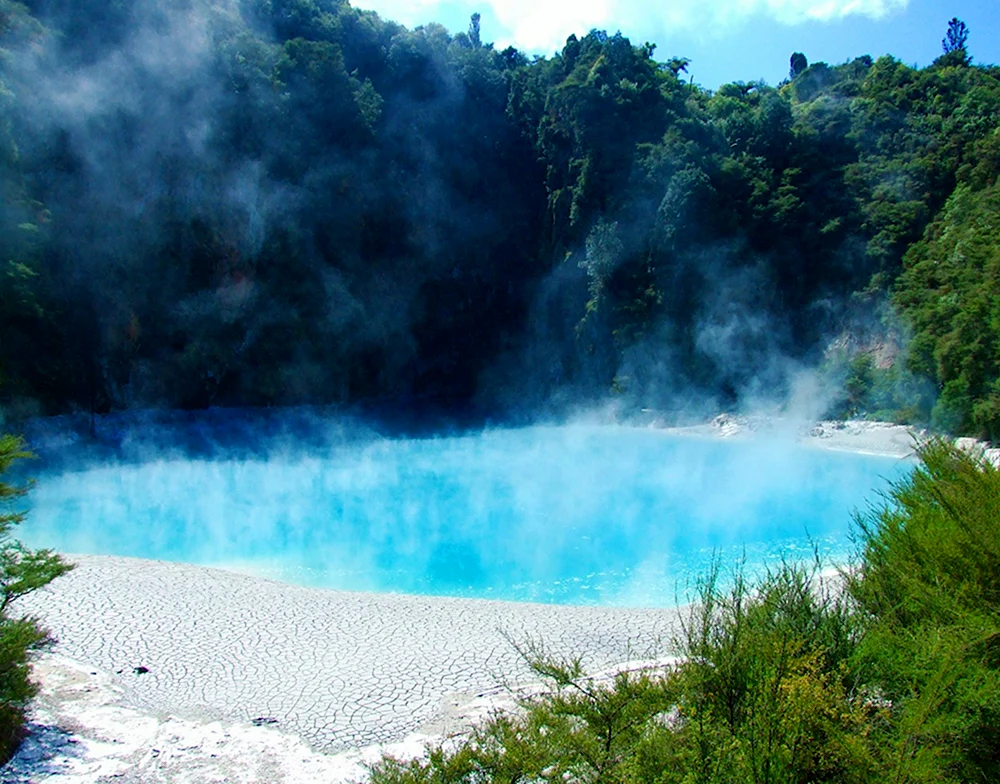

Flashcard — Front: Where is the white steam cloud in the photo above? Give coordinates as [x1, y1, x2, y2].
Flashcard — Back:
[357, 0, 910, 53]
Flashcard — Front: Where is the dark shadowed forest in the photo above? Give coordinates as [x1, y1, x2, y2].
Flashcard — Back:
[0, 2, 998, 435]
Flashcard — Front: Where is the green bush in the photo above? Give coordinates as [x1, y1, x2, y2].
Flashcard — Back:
[671, 563, 875, 784]
[850, 440, 1000, 783]
[372, 643, 679, 784]
[371, 562, 875, 784]
[0, 616, 49, 762]
[0, 434, 73, 764]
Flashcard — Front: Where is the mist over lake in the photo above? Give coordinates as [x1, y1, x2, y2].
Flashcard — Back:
[21, 424, 910, 606]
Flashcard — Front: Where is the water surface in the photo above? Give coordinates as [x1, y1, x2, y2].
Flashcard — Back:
[22, 426, 910, 606]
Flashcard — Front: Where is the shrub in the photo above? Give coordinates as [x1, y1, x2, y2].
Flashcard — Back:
[667, 562, 877, 784]
[850, 439, 1000, 782]
[370, 562, 875, 784]
[0, 433, 73, 764]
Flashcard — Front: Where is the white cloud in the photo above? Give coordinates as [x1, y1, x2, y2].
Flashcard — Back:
[356, 0, 909, 54]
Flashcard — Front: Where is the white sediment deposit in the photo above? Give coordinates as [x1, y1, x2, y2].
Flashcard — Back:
[5, 556, 682, 783]
[679, 414, 1000, 465]
[661, 413, 923, 458]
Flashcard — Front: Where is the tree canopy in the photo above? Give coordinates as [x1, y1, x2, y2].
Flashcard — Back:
[0, 6, 994, 433]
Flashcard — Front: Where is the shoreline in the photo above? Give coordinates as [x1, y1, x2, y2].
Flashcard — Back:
[647, 413, 923, 460]
[664, 414, 1000, 465]
[6, 555, 684, 782]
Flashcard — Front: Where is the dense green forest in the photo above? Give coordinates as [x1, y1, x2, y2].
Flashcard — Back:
[0, 0, 998, 434]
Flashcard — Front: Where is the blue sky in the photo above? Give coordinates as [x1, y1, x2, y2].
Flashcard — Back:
[353, 0, 1000, 88]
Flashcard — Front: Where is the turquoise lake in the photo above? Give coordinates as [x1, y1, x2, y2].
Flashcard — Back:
[21, 426, 911, 606]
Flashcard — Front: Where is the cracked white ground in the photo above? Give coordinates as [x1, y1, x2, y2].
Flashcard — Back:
[4, 556, 681, 783]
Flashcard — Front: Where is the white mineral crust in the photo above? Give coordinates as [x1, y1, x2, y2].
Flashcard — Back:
[5, 555, 681, 783]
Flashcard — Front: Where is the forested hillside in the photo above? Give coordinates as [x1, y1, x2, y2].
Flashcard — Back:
[0, 1, 997, 434]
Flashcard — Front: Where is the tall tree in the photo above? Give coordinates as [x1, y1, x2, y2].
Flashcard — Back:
[789, 51, 808, 79]
[942, 17, 969, 53]
[938, 17, 971, 67]
[468, 12, 481, 48]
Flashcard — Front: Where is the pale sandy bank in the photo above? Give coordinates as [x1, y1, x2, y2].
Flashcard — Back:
[4, 556, 682, 783]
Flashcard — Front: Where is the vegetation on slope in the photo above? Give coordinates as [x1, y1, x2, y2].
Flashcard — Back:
[371, 440, 1000, 784]
[0, 2, 995, 431]
[895, 178, 1000, 438]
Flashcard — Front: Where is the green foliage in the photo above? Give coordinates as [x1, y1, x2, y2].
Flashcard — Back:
[846, 54, 1000, 280]
[0, 615, 47, 763]
[894, 181, 1000, 438]
[370, 648, 678, 784]
[370, 562, 877, 784]
[823, 347, 935, 424]
[0, 434, 73, 764]
[0, 0, 994, 420]
[850, 440, 1000, 782]
[514, 645, 677, 783]
[667, 562, 875, 784]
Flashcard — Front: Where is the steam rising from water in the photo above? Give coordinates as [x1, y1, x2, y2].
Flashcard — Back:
[22, 425, 909, 606]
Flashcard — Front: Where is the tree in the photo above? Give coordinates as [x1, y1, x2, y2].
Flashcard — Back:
[942, 17, 969, 53]
[0, 434, 73, 764]
[894, 181, 1000, 437]
[789, 51, 808, 79]
[665, 56, 689, 76]
[467, 12, 481, 48]
[580, 218, 624, 299]
[937, 17, 971, 67]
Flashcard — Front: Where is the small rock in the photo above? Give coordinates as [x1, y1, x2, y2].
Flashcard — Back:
[17, 745, 44, 763]
[133, 666, 150, 675]
[252, 716, 279, 727]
